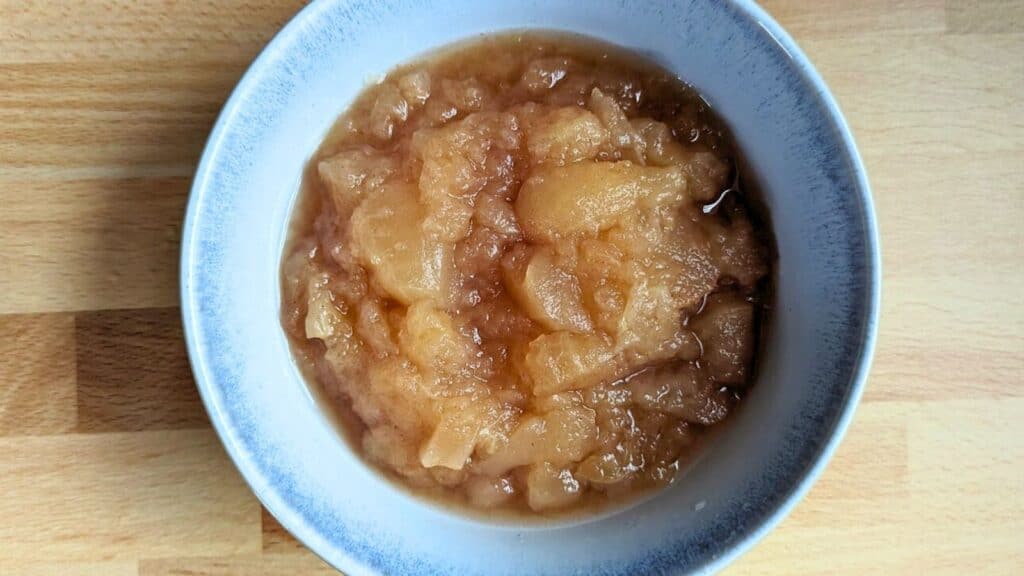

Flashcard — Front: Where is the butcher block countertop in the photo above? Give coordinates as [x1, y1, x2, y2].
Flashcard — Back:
[1, 1, 1021, 574]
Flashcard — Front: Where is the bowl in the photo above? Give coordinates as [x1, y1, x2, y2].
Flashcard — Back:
[180, 0, 881, 574]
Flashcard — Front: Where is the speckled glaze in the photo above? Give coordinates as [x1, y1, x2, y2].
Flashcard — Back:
[180, 1, 880, 574]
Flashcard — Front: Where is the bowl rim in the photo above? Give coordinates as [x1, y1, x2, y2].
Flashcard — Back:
[180, 0, 881, 573]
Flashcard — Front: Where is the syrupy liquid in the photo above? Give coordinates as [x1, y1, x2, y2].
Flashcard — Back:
[281, 31, 773, 518]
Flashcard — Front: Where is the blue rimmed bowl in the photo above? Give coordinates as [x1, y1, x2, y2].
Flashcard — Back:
[181, 0, 880, 574]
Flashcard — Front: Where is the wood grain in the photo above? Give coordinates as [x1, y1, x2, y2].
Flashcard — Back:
[261, 507, 308, 554]
[0, 314, 77, 435]
[0, 429, 261, 561]
[729, 399, 1024, 575]
[139, 554, 337, 576]
[946, 0, 1024, 33]
[75, 307, 204, 432]
[760, 0, 947, 36]
[0, 560, 138, 576]
[0, 1, 1022, 575]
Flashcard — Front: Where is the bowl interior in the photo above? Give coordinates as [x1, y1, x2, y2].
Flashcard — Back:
[182, 1, 879, 574]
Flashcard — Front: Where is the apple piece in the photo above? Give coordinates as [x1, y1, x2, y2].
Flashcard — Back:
[525, 106, 610, 165]
[523, 332, 621, 396]
[503, 246, 593, 333]
[399, 301, 477, 376]
[526, 462, 582, 511]
[349, 181, 453, 306]
[690, 293, 756, 385]
[515, 161, 685, 242]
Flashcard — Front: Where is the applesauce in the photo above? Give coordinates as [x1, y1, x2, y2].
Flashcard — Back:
[281, 32, 772, 516]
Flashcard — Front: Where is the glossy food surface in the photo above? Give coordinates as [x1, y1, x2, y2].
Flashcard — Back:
[281, 32, 771, 516]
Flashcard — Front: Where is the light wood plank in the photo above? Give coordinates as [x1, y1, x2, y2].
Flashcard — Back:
[732, 523, 1021, 575]
[0, 0, 307, 64]
[946, 0, 1024, 33]
[0, 561, 137, 576]
[0, 178, 187, 314]
[140, 554, 336, 576]
[761, 0, 946, 37]
[75, 307, 205, 432]
[727, 399, 1024, 574]
[908, 399, 1024, 523]
[0, 429, 261, 560]
[803, 33, 1024, 157]
[0, 314, 77, 435]
[0, 61, 236, 181]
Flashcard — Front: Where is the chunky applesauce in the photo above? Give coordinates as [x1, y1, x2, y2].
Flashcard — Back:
[281, 32, 771, 516]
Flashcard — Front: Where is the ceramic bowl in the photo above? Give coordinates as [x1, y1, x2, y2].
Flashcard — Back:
[181, 0, 881, 574]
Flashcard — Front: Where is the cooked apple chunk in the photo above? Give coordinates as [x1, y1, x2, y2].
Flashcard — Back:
[350, 182, 454, 306]
[516, 161, 685, 241]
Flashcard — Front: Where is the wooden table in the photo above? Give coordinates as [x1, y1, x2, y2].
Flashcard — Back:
[1, 1, 1021, 574]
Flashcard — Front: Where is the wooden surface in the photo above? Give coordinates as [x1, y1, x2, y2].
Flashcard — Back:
[0, 1, 1021, 574]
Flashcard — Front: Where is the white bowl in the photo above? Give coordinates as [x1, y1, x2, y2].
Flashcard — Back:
[181, 0, 881, 574]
